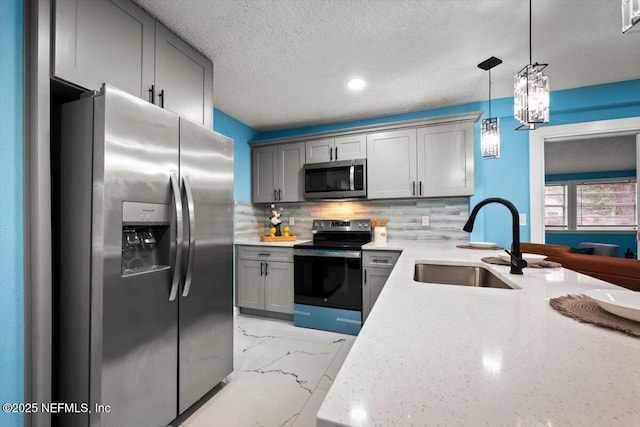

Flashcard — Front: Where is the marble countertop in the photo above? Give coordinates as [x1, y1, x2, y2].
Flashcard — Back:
[317, 240, 640, 427]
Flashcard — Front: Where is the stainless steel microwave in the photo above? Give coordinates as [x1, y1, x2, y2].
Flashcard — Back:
[303, 159, 366, 200]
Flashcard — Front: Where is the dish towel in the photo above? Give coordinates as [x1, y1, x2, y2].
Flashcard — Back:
[481, 256, 561, 268]
[549, 294, 640, 338]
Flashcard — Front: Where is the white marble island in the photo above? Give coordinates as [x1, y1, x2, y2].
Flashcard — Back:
[317, 241, 640, 427]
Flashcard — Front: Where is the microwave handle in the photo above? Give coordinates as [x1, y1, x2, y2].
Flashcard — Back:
[349, 165, 355, 191]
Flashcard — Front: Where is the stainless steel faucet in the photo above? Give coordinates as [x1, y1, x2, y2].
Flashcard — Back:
[463, 197, 527, 274]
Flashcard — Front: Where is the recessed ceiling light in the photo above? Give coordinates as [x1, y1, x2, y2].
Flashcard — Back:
[347, 78, 366, 91]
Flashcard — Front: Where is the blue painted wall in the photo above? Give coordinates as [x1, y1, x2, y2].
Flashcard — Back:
[214, 109, 259, 202]
[249, 79, 640, 248]
[0, 1, 24, 426]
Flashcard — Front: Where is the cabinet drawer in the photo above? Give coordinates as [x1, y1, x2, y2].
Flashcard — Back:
[237, 245, 293, 262]
[362, 250, 400, 268]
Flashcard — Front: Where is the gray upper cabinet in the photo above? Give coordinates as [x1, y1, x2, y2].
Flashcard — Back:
[367, 123, 474, 199]
[154, 23, 213, 128]
[305, 134, 366, 164]
[54, 0, 155, 99]
[252, 146, 278, 203]
[416, 123, 474, 197]
[252, 113, 479, 201]
[366, 129, 417, 199]
[277, 143, 306, 202]
[305, 137, 334, 164]
[252, 143, 305, 203]
[54, 0, 213, 128]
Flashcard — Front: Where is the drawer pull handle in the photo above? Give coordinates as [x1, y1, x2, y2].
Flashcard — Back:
[258, 253, 271, 257]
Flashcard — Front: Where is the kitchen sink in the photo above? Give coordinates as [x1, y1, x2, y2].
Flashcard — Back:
[413, 263, 516, 289]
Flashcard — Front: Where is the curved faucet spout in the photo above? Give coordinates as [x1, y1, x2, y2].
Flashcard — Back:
[463, 198, 527, 274]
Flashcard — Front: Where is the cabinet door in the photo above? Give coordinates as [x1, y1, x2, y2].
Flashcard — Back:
[366, 129, 417, 199]
[334, 134, 366, 161]
[417, 123, 474, 197]
[252, 146, 278, 203]
[155, 23, 213, 128]
[265, 262, 294, 314]
[277, 142, 305, 202]
[362, 267, 391, 322]
[54, 0, 155, 99]
[305, 138, 334, 164]
[237, 260, 265, 310]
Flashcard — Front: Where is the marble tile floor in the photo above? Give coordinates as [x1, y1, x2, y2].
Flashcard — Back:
[179, 312, 356, 427]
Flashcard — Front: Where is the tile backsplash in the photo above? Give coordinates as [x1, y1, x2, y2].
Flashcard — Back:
[235, 198, 470, 242]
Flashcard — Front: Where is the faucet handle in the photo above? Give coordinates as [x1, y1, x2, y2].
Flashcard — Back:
[504, 249, 528, 269]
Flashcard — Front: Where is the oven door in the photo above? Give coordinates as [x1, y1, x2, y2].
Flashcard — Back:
[293, 248, 362, 311]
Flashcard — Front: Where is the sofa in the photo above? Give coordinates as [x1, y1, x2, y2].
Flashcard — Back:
[520, 242, 640, 291]
[576, 242, 619, 257]
[559, 252, 640, 292]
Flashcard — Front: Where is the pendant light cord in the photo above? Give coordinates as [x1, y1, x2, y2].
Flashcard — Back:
[529, 0, 533, 65]
[488, 68, 492, 118]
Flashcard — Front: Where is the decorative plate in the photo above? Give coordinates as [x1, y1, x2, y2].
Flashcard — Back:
[468, 242, 498, 249]
[584, 289, 640, 322]
[499, 253, 548, 264]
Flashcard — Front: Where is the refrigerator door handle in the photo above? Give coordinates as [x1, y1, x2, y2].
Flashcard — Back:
[182, 175, 196, 297]
[169, 171, 183, 301]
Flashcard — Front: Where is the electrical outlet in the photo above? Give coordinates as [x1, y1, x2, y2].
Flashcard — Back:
[519, 213, 527, 226]
[421, 216, 430, 226]
[289, 216, 295, 226]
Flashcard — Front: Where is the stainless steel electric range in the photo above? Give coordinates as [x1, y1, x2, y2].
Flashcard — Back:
[293, 219, 372, 335]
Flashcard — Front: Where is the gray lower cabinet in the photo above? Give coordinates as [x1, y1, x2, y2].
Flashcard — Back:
[252, 143, 305, 203]
[236, 246, 294, 314]
[54, 0, 213, 128]
[362, 250, 401, 322]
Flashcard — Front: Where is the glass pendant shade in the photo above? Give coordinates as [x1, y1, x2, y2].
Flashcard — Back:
[514, 63, 549, 130]
[481, 117, 500, 159]
[622, 0, 640, 33]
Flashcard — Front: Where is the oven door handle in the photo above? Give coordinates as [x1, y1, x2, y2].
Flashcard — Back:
[294, 249, 361, 258]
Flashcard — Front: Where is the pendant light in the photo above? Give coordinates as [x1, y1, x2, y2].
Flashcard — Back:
[514, 0, 549, 130]
[622, 0, 640, 33]
[478, 56, 502, 159]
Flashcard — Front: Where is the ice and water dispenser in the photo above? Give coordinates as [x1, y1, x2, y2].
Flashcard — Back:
[121, 201, 171, 276]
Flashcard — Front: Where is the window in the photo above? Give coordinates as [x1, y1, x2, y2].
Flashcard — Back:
[544, 179, 637, 231]
[544, 184, 567, 227]
[576, 181, 636, 228]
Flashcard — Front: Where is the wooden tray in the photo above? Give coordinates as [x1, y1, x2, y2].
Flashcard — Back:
[260, 235, 297, 242]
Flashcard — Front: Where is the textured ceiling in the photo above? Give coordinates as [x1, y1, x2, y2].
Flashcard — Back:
[132, 0, 640, 132]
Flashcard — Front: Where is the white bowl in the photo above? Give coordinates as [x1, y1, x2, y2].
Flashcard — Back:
[499, 253, 548, 264]
[584, 289, 640, 322]
[468, 241, 498, 249]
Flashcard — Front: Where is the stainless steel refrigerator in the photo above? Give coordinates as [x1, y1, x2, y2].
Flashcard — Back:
[56, 84, 233, 427]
